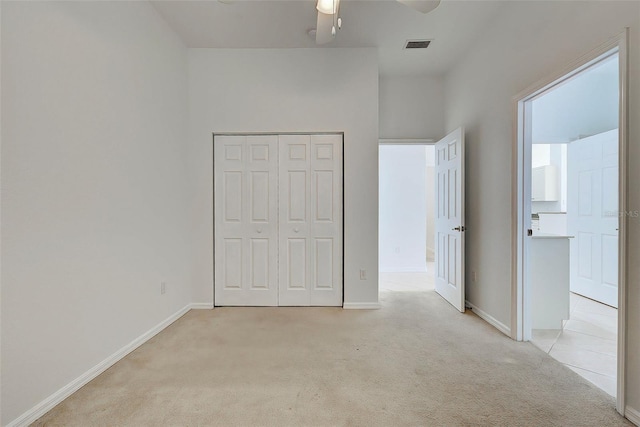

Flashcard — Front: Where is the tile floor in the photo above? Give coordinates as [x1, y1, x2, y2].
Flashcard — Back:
[531, 292, 618, 397]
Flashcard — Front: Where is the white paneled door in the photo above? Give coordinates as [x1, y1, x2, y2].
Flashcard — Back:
[279, 135, 343, 306]
[214, 135, 279, 306]
[434, 128, 465, 312]
[214, 134, 343, 307]
[567, 129, 618, 308]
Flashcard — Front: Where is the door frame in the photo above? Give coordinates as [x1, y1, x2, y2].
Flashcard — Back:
[511, 30, 628, 415]
[212, 131, 346, 307]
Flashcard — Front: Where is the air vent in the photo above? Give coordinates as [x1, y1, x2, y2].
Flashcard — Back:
[404, 40, 431, 49]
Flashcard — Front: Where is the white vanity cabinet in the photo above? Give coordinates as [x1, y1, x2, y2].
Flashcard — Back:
[530, 234, 572, 329]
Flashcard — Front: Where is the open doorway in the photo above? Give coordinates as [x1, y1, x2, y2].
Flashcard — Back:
[378, 143, 436, 293]
[527, 52, 619, 397]
[379, 130, 466, 311]
[514, 33, 628, 413]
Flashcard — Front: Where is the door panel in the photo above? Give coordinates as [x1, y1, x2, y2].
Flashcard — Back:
[315, 238, 334, 288]
[279, 135, 311, 306]
[288, 171, 307, 221]
[288, 238, 307, 289]
[568, 129, 618, 307]
[250, 172, 270, 222]
[577, 232, 593, 279]
[223, 239, 242, 289]
[309, 135, 343, 305]
[214, 135, 279, 306]
[434, 128, 465, 312]
[314, 171, 334, 221]
[279, 134, 343, 306]
[250, 238, 270, 289]
[223, 172, 242, 222]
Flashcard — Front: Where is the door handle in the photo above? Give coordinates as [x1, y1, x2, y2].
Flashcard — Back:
[294, 228, 300, 233]
[452, 226, 466, 232]
[256, 229, 262, 234]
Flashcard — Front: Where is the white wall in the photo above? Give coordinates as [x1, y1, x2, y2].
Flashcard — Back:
[1, 2, 191, 424]
[0, 2, 3, 423]
[379, 145, 427, 272]
[187, 48, 379, 306]
[379, 75, 444, 140]
[444, 0, 640, 415]
[426, 146, 435, 261]
[378, 74, 442, 269]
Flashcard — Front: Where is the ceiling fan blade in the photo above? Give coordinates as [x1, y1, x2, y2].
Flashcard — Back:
[397, 0, 441, 14]
[315, 11, 335, 45]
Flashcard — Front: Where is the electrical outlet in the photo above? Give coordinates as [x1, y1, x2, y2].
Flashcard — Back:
[161, 282, 166, 295]
[359, 269, 367, 280]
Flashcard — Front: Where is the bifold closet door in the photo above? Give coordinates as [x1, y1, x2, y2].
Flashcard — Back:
[278, 134, 343, 306]
[214, 135, 279, 306]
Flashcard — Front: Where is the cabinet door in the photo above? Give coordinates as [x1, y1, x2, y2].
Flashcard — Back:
[214, 135, 279, 306]
[278, 135, 343, 306]
[531, 166, 545, 201]
[532, 165, 558, 201]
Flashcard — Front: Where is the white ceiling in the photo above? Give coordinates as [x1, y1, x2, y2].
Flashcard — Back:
[532, 54, 619, 144]
[151, 0, 505, 76]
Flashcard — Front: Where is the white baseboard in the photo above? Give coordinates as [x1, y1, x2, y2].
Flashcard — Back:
[190, 303, 214, 309]
[626, 406, 640, 426]
[7, 304, 192, 427]
[343, 302, 381, 309]
[465, 300, 511, 337]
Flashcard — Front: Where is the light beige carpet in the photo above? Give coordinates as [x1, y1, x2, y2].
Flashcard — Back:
[34, 289, 630, 426]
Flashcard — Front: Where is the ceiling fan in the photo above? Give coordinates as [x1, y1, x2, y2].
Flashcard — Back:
[314, 0, 441, 45]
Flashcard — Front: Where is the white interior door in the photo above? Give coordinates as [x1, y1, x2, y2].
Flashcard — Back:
[434, 128, 465, 312]
[567, 129, 618, 308]
[278, 134, 343, 306]
[214, 135, 279, 306]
